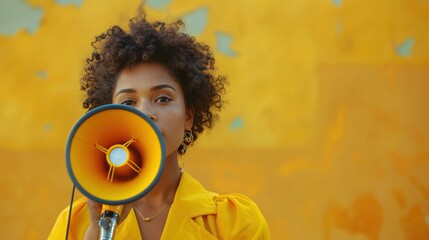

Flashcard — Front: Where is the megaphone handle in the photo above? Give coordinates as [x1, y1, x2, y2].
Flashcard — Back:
[98, 205, 123, 240]
[99, 210, 119, 240]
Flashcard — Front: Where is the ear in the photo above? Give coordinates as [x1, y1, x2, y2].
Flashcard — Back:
[185, 107, 195, 131]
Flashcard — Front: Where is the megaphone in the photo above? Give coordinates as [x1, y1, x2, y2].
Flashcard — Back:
[65, 104, 166, 239]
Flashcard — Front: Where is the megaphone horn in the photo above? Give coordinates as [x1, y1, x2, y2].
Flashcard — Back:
[66, 104, 166, 204]
[65, 104, 166, 239]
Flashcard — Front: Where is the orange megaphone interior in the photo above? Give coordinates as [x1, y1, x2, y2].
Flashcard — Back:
[66, 105, 165, 204]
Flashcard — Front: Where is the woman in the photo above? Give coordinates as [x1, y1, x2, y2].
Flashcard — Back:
[49, 7, 269, 240]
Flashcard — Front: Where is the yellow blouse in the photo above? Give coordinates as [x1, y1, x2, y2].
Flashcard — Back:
[48, 171, 270, 239]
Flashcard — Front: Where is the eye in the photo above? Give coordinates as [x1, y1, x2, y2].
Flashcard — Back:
[120, 99, 136, 106]
[155, 96, 172, 104]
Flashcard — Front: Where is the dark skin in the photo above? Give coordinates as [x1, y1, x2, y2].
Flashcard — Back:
[84, 63, 193, 239]
[80, 9, 226, 239]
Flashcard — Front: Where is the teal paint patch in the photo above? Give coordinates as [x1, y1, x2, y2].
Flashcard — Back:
[396, 37, 414, 57]
[230, 117, 244, 130]
[0, 0, 43, 35]
[37, 71, 48, 79]
[332, 0, 342, 7]
[43, 123, 53, 131]
[215, 32, 237, 57]
[182, 7, 208, 36]
[336, 22, 343, 35]
[147, 0, 172, 9]
[55, 0, 83, 7]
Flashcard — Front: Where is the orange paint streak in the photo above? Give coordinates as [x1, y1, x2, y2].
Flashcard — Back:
[390, 186, 407, 209]
[401, 204, 429, 240]
[323, 193, 383, 240]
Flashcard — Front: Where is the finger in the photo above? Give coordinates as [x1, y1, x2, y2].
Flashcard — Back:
[86, 198, 103, 223]
[118, 203, 134, 224]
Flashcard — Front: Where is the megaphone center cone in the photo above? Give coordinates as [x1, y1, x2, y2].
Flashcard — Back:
[107, 144, 130, 167]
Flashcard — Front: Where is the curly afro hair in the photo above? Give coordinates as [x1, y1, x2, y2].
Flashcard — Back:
[80, 9, 226, 154]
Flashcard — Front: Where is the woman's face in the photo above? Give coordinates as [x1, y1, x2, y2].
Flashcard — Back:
[112, 63, 193, 157]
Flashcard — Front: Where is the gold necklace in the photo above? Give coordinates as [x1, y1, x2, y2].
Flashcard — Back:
[133, 202, 172, 222]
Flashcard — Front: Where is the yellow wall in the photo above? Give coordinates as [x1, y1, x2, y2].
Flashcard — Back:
[1, 0, 429, 239]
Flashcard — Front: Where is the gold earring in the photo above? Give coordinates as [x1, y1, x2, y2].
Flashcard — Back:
[180, 130, 194, 154]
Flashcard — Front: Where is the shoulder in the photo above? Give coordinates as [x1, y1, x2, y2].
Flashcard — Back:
[48, 198, 90, 240]
[211, 192, 271, 239]
[214, 193, 266, 224]
[174, 172, 270, 239]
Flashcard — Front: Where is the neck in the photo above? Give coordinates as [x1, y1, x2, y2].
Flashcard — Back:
[136, 152, 181, 208]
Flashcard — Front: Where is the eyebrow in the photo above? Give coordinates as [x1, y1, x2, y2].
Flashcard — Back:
[151, 84, 176, 92]
[115, 89, 136, 96]
[115, 84, 176, 97]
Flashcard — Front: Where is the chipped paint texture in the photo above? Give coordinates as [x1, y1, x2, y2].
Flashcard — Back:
[1, 0, 429, 239]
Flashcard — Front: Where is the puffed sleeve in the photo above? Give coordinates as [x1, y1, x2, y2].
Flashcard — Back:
[47, 198, 90, 240]
[197, 193, 270, 239]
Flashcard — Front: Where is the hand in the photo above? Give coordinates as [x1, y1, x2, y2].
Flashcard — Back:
[86, 198, 102, 226]
[84, 198, 134, 239]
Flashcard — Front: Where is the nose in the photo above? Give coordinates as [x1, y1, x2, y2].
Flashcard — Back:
[139, 103, 157, 121]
